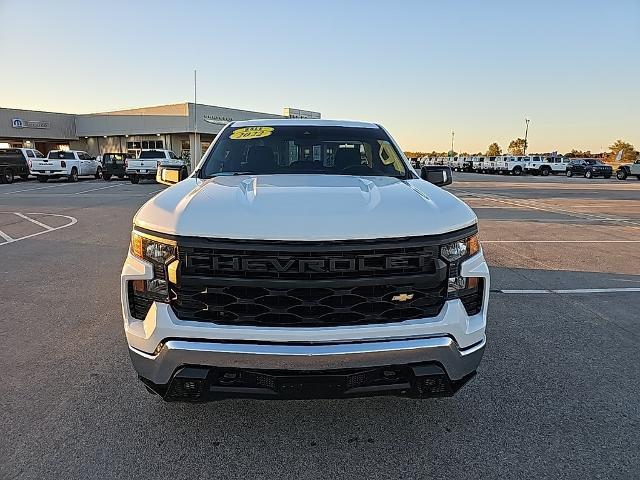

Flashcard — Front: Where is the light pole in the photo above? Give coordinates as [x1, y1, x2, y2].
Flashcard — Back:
[523, 118, 530, 155]
[451, 130, 455, 156]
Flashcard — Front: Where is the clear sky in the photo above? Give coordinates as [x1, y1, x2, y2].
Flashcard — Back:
[1, 0, 638, 153]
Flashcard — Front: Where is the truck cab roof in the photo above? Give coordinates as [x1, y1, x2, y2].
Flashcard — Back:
[230, 119, 380, 129]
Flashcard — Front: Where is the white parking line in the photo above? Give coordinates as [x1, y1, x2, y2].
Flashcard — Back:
[13, 212, 54, 231]
[0, 229, 13, 242]
[73, 183, 124, 195]
[1, 183, 74, 195]
[497, 288, 640, 294]
[0, 212, 77, 246]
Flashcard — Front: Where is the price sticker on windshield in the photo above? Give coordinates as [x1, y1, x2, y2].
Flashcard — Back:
[230, 126, 274, 140]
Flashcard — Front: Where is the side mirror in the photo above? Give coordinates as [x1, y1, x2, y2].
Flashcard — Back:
[156, 165, 183, 186]
[420, 165, 453, 186]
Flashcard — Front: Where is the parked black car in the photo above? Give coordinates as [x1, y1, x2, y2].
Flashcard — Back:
[0, 148, 42, 184]
[566, 159, 612, 179]
[101, 153, 131, 181]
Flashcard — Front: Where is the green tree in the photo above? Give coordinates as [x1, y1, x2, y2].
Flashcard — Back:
[607, 139, 637, 163]
[508, 138, 527, 155]
[486, 142, 502, 156]
[564, 149, 592, 158]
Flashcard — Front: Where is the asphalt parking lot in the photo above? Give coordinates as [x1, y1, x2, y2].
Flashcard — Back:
[1, 173, 639, 479]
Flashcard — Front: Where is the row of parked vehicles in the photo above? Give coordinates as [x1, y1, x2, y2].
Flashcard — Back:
[0, 147, 189, 184]
[417, 155, 640, 180]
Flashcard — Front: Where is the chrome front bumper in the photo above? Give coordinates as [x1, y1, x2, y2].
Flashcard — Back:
[129, 335, 485, 385]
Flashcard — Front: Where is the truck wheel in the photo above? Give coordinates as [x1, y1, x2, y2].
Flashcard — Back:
[2, 168, 14, 184]
[636, 175, 640, 180]
[68, 167, 79, 182]
[180, 167, 188, 181]
[616, 170, 627, 180]
[566, 170, 573, 177]
[512, 166, 522, 176]
[130, 174, 140, 184]
[37, 175, 48, 183]
[541, 167, 550, 176]
[585, 170, 592, 179]
[103, 173, 112, 181]
[94, 167, 103, 179]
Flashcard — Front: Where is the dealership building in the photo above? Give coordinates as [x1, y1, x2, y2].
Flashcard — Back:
[0, 103, 321, 169]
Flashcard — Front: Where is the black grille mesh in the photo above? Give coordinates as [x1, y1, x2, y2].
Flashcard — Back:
[171, 281, 447, 327]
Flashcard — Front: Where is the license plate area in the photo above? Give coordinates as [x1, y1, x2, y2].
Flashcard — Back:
[277, 374, 348, 396]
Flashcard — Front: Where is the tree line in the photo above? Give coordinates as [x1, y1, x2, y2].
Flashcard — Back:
[405, 139, 638, 163]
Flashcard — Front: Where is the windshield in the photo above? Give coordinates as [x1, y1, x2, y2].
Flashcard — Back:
[200, 125, 409, 178]
[104, 154, 126, 162]
[139, 150, 165, 159]
[48, 151, 74, 159]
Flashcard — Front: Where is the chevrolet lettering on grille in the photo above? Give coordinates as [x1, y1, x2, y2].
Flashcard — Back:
[202, 254, 435, 274]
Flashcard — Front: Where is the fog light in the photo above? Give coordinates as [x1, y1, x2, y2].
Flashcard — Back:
[447, 276, 465, 293]
[147, 278, 168, 295]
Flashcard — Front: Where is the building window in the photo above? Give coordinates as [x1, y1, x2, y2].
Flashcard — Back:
[141, 140, 163, 149]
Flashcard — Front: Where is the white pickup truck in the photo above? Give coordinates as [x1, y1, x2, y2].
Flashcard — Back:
[121, 119, 489, 402]
[126, 149, 186, 184]
[494, 155, 529, 175]
[524, 156, 571, 176]
[30, 150, 102, 182]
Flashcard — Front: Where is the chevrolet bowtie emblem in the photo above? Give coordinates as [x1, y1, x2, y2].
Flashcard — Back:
[392, 293, 414, 302]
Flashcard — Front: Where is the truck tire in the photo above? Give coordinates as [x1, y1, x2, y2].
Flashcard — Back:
[130, 174, 140, 184]
[585, 170, 592, 179]
[94, 167, 103, 179]
[103, 173, 112, 181]
[68, 167, 79, 182]
[180, 167, 188, 181]
[566, 170, 573, 177]
[616, 169, 627, 180]
[2, 168, 14, 184]
[37, 175, 48, 183]
[512, 166, 522, 176]
[541, 167, 551, 176]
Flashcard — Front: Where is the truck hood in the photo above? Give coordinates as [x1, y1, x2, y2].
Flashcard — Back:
[134, 175, 477, 240]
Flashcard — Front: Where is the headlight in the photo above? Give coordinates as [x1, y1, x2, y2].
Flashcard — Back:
[129, 231, 177, 303]
[440, 233, 480, 262]
[131, 231, 176, 264]
[440, 232, 484, 314]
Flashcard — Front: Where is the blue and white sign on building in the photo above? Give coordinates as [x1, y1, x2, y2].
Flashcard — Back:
[11, 118, 50, 129]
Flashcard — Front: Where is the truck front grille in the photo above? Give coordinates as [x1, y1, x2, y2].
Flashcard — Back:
[168, 233, 472, 328]
[171, 280, 447, 327]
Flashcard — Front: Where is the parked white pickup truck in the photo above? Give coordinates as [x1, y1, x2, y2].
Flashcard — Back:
[121, 119, 489, 402]
[31, 150, 102, 182]
[494, 155, 529, 175]
[524, 156, 570, 176]
[126, 149, 186, 184]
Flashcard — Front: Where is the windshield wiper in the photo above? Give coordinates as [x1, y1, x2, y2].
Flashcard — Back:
[203, 171, 256, 178]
